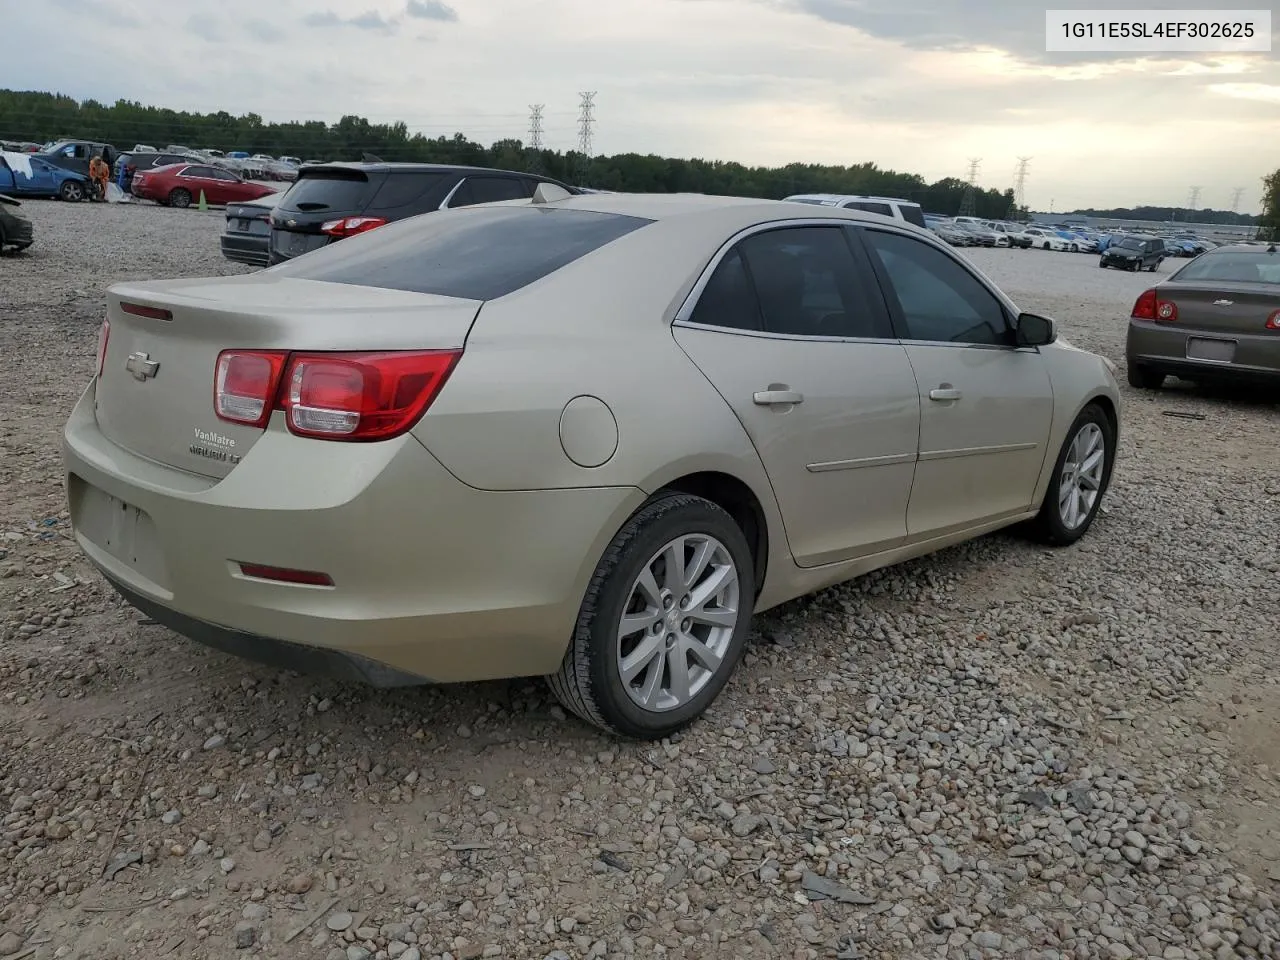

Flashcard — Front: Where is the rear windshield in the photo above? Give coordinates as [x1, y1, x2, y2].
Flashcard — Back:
[269, 206, 654, 300]
[1174, 251, 1280, 284]
[278, 169, 379, 213]
[899, 205, 926, 228]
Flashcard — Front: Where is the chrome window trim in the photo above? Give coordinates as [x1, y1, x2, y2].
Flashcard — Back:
[671, 217, 899, 343]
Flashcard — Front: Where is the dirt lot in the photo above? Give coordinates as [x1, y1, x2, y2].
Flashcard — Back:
[1, 199, 1278, 960]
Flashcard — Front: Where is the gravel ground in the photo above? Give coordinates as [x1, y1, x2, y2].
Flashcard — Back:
[1, 198, 1279, 960]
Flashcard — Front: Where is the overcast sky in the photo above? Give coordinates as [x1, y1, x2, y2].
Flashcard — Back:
[11, 0, 1279, 211]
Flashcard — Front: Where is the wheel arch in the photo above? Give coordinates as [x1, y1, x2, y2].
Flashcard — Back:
[655, 470, 770, 597]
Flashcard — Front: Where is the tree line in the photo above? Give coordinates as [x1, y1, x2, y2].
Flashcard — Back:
[0, 88, 1266, 227]
[1066, 205, 1258, 226]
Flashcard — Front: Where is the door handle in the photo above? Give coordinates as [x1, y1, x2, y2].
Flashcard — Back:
[753, 389, 804, 406]
[929, 386, 962, 402]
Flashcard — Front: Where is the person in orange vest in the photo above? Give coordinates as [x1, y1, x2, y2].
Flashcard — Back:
[88, 155, 110, 202]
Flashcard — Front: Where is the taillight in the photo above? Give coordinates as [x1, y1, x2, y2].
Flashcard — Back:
[1266, 310, 1280, 331]
[1131, 289, 1177, 322]
[1131, 289, 1157, 320]
[215, 350, 288, 427]
[236, 562, 333, 587]
[211, 349, 461, 441]
[96, 319, 110, 378]
[320, 216, 388, 238]
[282, 350, 461, 441]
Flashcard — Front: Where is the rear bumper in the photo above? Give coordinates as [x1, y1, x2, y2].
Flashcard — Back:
[62, 380, 645, 684]
[1, 220, 33, 245]
[220, 233, 269, 266]
[1126, 320, 1280, 383]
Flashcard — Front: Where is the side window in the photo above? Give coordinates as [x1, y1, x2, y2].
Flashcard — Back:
[862, 229, 1012, 346]
[687, 249, 762, 332]
[687, 227, 894, 339]
[448, 176, 527, 208]
[899, 205, 927, 228]
[369, 172, 448, 211]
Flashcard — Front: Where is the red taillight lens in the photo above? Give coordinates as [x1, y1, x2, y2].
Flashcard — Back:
[96, 319, 110, 378]
[1131, 289, 1158, 320]
[320, 216, 388, 238]
[215, 350, 288, 427]
[1266, 310, 1280, 331]
[121, 302, 172, 321]
[282, 350, 461, 441]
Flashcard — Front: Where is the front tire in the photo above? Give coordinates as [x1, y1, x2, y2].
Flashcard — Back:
[548, 493, 755, 740]
[1028, 404, 1115, 547]
[168, 188, 192, 208]
[59, 180, 85, 202]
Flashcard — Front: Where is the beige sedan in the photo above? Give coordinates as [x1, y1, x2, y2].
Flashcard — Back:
[63, 188, 1121, 739]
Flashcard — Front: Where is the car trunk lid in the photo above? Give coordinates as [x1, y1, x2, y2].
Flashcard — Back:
[94, 274, 482, 480]
[1158, 282, 1279, 334]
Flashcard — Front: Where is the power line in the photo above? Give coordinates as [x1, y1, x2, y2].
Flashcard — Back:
[577, 91, 596, 186]
[1187, 185, 1201, 211]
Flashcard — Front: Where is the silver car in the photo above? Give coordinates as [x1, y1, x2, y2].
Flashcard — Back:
[63, 190, 1121, 739]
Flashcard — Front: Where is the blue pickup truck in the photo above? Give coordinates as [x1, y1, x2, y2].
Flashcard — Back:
[0, 152, 92, 201]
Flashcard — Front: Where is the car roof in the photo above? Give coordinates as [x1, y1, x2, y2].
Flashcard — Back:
[784, 193, 921, 206]
[301, 161, 559, 178]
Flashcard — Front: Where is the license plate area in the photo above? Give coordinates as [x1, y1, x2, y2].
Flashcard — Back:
[1185, 337, 1236, 363]
[68, 477, 171, 590]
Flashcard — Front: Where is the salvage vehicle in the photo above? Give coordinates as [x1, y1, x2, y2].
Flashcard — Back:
[38, 139, 120, 177]
[0, 152, 92, 201]
[64, 190, 1120, 739]
[1100, 235, 1165, 272]
[1126, 242, 1280, 389]
[267, 162, 576, 264]
[131, 163, 277, 208]
[221, 192, 283, 266]
[0, 193, 33, 251]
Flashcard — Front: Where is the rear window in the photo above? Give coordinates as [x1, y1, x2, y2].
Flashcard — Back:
[368, 172, 449, 211]
[898, 205, 927, 228]
[1173, 251, 1280, 285]
[844, 200, 893, 216]
[269, 206, 653, 300]
[279, 169, 379, 213]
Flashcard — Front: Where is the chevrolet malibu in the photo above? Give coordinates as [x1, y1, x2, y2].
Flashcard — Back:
[63, 189, 1121, 739]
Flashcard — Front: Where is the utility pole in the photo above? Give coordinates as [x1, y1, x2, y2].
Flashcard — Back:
[527, 104, 544, 173]
[576, 91, 596, 187]
[958, 158, 980, 218]
[1229, 187, 1244, 213]
[1011, 156, 1031, 219]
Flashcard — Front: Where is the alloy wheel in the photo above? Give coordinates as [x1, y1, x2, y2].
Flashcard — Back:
[1058, 423, 1106, 530]
[615, 534, 740, 712]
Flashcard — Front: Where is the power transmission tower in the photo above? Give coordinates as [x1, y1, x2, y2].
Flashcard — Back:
[1011, 157, 1031, 218]
[1187, 185, 1201, 211]
[576, 91, 596, 186]
[1229, 187, 1244, 213]
[958, 158, 981, 218]
[527, 104, 544, 173]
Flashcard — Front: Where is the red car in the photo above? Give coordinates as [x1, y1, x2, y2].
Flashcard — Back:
[131, 163, 276, 208]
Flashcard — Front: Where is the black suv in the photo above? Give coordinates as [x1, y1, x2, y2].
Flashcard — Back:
[267, 163, 577, 264]
[1100, 234, 1165, 272]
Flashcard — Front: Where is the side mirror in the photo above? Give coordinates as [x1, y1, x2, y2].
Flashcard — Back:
[1016, 312, 1056, 347]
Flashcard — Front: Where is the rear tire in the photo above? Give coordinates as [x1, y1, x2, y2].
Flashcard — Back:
[168, 188, 192, 208]
[548, 493, 755, 740]
[1028, 403, 1114, 547]
[1127, 359, 1164, 390]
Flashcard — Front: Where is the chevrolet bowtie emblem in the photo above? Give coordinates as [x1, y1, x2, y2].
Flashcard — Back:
[125, 351, 160, 381]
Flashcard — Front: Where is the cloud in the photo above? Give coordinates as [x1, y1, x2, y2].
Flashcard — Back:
[1209, 82, 1280, 104]
[47, 0, 141, 27]
[245, 18, 286, 43]
[303, 9, 395, 32]
[406, 0, 459, 22]
[185, 14, 227, 42]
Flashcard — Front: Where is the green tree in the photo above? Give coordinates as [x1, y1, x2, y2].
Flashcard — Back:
[1261, 169, 1280, 240]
